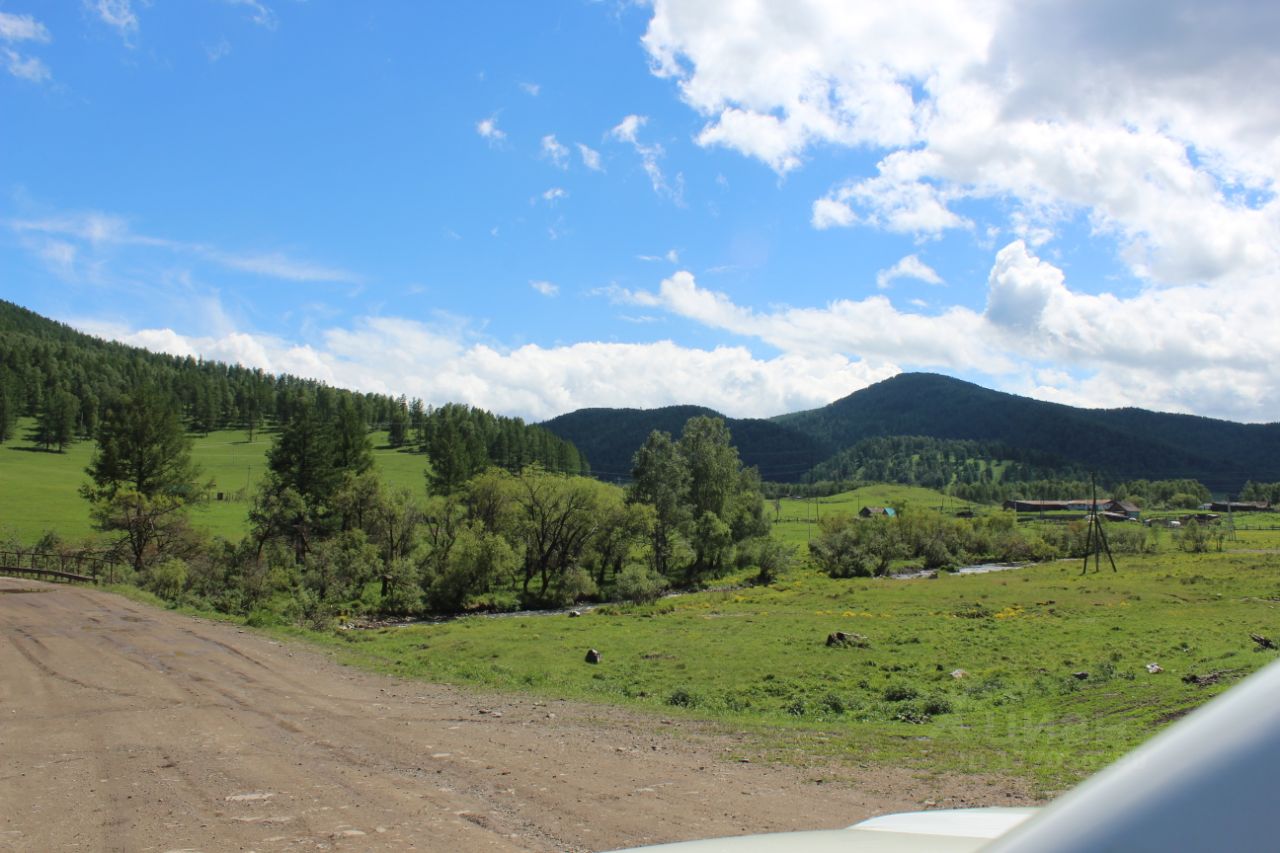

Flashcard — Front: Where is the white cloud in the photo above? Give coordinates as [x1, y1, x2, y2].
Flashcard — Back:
[540, 187, 567, 204]
[476, 115, 505, 143]
[64, 229, 1280, 424]
[8, 209, 359, 283]
[224, 0, 277, 29]
[79, 315, 897, 421]
[519, 81, 540, 96]
[88, 0, 138, 41]
[606, 252, 1280, 421]
[637, 248, 680, 263]
[205, 39, 232, 62]
[1, 11, 51, 82]
[641, 0, 1280, 288]
[2, 46, 49, 82]
[609, 114, 682, 202]
[210, 251, 358, 283]
[541, 134, 570, 169]
[0, 12, 50, 42]
[577, 143, 603, 171]
[610, 114, 646, 144]
[876, 255, 943, 290]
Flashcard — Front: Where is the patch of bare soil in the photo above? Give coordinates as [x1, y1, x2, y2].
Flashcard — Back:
[0, 577, 1033, 851]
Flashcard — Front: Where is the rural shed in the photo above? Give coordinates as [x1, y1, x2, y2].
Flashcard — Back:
[1105, 499, 1141, 518]
[859, 506, 896, 518]
[1210, 501, 1273, 513]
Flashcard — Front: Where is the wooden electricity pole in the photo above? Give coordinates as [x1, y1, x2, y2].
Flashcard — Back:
[1082, 472, 1117, 574]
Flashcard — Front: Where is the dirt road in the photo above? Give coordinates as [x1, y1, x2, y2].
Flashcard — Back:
[0, 578, 1029, 851]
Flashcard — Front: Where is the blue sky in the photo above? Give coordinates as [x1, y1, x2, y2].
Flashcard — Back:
[3, 1, 1278, 422]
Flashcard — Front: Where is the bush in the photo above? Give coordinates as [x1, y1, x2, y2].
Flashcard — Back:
[743, 537, 795, 585]
[882, 683, 919, 702]
[614, 563, 669, 604]
[550, 565, 598, 608]
[144, 558, 188, 602]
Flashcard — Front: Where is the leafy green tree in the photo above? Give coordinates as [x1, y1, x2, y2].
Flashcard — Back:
[629, 430, 689, 578]
[82, 385, 204, 570]
[507, 467, 605, 605]
[423, 520, 516, 612]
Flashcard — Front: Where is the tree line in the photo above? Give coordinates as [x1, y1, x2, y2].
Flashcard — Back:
[72, 382, 778, 624]
[0, 299, 585, 475]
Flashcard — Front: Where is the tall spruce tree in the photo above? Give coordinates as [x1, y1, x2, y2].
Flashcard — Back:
[82, 385, 202, 570]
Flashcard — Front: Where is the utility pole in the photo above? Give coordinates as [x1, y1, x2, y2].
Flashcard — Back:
[1082, 472, 1117, 574]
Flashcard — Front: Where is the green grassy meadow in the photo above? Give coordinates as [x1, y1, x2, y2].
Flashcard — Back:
[6, 418, 1280, 793]
[0, 421, 429, 544]
[301, 547, 1280, 792]
[771, 486, 980, 549]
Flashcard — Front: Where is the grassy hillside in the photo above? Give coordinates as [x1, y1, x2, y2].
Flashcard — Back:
[770, 485, 978, 549]
[293, 545, 1280, 792]
[0, 420, 434, 544]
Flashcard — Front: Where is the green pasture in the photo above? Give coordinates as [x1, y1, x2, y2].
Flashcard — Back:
[298, 547, 1280, 792]
[0, 422, 432, 544]
[771, 486, 981, 549]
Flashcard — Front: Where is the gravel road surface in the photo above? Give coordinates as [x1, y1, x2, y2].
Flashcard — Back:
[0, 577, 1029, 851]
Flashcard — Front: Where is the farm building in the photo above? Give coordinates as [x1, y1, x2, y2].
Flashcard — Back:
[1002, 498, 1140, 519]
[859, 506, 896, 518]
[1209, 501, 1273, 513]
[1105, 500, 1141, 518]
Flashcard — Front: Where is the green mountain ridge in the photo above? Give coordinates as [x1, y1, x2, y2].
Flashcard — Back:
[544, 374, 1280, 491]
[540, 405, 831, 483]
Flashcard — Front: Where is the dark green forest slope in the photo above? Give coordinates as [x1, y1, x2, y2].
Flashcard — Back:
[0, 300, 586, 475]
[545, 374, 1280, 491]
[540, 405, 830, 483]
[777, 374, 1280, 490]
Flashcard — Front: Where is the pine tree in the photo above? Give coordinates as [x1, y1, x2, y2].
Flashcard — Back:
[82, 385, 202, 570]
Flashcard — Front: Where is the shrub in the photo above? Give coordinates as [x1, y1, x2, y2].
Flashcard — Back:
[614, 563, 669, 604]
[145, 558, 188, 602]
[550, 565, 598, 608]
[882, 683, 919, 702]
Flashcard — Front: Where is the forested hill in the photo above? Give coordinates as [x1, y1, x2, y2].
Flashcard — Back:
[540, 405, 831, 482]
[776, 373, 1280, 490]
[0, 300, 587, 475]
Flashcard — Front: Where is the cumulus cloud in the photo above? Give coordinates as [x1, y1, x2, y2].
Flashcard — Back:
[476, 115, 505, 143]
[540, 187, 567, 204]
[529, 280, 559, 297]
[577, 143, 603, 171]
[607, 253, 1280, 421]
[88, 0, 139, 42]
[876, 255, 943, 289]
[0, 11, 49, 42]
[80, 315, 899, 421]
[627, 0, 1280, 419]
[541, 134, 570, 168]
[2, 47, 49, 82]
[0, 11, 51, 82]
[224, 0, 277, 29]
[642, 0, 1280, 288]
[609, 114, 682, 202]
